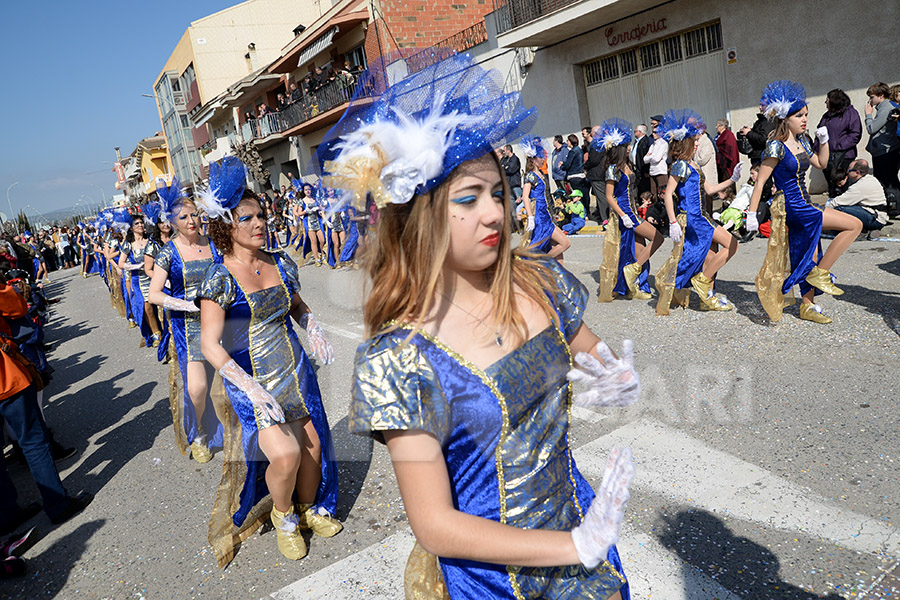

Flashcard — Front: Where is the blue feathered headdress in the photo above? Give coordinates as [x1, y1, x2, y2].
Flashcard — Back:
[111, 208, 133, 233]
[593, 118, 633, 151]
[657, 109, 706, 142]
[140, 201, 164, 225]
[100, 209, 114, 223]
[291, 178, 303, 190]
[195, 156, 248, 222]
[156, 178, 185, 223]
[313, 51, 537, 211]
[761, 80, 807, 120]
[520, 136, 546, 160]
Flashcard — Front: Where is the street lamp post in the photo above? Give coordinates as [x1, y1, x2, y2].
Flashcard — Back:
[6, 181, 20, 234]
[89, 184, 107, 208]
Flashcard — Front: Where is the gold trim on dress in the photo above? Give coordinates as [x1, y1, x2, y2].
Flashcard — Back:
[654, 213, 688, 315]
[597, 213, 620, 303]
[754, 193, 795, 321]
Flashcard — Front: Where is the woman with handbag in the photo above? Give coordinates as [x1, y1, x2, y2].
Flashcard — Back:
[816, 89, 862, 198]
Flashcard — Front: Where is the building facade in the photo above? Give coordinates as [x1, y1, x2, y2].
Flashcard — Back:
[492, 0, 900, 190]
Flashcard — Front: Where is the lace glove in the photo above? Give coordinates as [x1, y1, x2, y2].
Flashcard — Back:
[729, 162, 744, 183]
[161, 296, 199, 313]
[525, 216, 535, 233]
[566, 340, 640, 408]
[815, 126, 829, 145]
[745, 211, 759, 232]
[300, 313, 334, 365]
[668, 221, 682, 242]
[121, 263, 144, 271]
[219, 359, 284, 423]
[571, 447, 635, 569]
[620, 215, 634, 229]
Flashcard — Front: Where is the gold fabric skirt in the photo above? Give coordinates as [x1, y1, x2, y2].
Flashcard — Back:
[654, 213, 690, 315]
[754, 193, 795, 322]
[405, 542, 450, 599]
[597, 213, 621, 302]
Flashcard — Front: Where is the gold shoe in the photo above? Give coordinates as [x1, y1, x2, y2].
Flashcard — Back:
[690, 273, 713, 301]
[297, 504, 343, 538]
[799, 302, 832, 324]
[805, 266, 844, 296]
[626, 289, 652, 300]
[190, 438, 213, 463]
[128, 321, 137, 329]
[270, 505, 308, 560]
[622, 262, 642, 295]
[152, 335, 161, 348]
[700, 294, 734, 311]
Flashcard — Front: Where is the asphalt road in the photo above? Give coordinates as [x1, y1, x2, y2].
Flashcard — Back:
[3, 230, 898, 600]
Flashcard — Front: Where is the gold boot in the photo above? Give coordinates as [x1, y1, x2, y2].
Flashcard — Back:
[799, 302, 832, 324]
[190, 436, 213, 464]
[297, 504, 343, 538]
[626, 289, 652, 300]
[700, 293, 734, 311]
[270, 505, 308, 560]
[805, 266, 844, 296]
[623, 262, 642, 296]
[692, 274, 733, 311]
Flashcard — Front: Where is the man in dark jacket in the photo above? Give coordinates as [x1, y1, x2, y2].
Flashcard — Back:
[500, 145, 522, 199]
[740, 106, 776, 166]
[633, 124, 652, 195]
[583, 125, 609, 224]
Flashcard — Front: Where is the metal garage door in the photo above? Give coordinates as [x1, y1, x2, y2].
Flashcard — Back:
[585, 22, 728, 131]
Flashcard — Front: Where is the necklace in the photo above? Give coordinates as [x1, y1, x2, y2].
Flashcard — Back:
[233, 255, 262, 276]
[439, 293, 503, 347]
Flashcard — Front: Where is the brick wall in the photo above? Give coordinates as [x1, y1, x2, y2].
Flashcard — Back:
[378, 0, 492, 49]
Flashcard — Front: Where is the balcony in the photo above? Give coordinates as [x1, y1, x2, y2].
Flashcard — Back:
[491, 0, 664, 48]
[240, 77, 358, 145]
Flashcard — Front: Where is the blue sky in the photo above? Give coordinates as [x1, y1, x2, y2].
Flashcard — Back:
[0, 1, 245, 219]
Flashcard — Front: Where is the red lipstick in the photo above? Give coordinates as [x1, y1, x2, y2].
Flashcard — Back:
[481, 233, 500, 247]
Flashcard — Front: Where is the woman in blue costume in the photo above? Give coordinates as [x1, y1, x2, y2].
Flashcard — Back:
[324, 188, 347, 268]
[77, 225, 100, 278]
[22, 233, 47, 283]
[654, 110, 744, 315]
[118, 214, 162, 348]
[303, 184, 326, 265]
[319, 52, 638, 599]
[147, 184, 224, 464]
[746, 81, 862, 324]
[521, 138, 570, 258]
[339, 206, 362, 265]
[142, 200, 174, 362]
[195, 156, 340, 567]
[103, 225, 130, 321]
[597, 119, 663, 302]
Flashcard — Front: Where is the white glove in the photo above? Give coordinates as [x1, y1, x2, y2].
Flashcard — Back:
[121, 263, 144, 271]
[745, 211, 759, 232]
[815, 126, 829, 145]
[571, 447, 635, 569]
[525, 216, 535, 233]
[161, 296, 200, 313]
[620, 215, 634, 229]
[668, 221, 682, 242]
[566, 340, 640, 408]
[219, 358, 284, 423]
[300, 313, 334, 365]
[730, 162, 744, 183]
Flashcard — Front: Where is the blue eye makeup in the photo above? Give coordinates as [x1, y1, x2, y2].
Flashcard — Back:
[450, 195, 477, 205]
[492, 190, 505, 200]
[238, 215, 253, 223]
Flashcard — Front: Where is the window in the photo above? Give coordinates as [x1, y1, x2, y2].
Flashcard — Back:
[640, 43, 661, 71]
[620, 50, 638, 75]
[180, 114, 190, 128]
[346, 44, 367, 71]
[171, 78, 181, 92]
[661, 36, 682, 64]
[600, 56, 619, 81]
[584, 60, 603, 86]
[705, 22, 722, 52]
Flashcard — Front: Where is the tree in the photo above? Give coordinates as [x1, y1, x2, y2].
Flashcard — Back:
[232, 141, 273, 194]
[15, 211, 33, 235]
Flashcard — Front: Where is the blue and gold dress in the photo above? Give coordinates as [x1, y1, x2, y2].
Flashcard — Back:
[599, 165, 650, 301]
[143, 239, 171, 362]
[525, 171, 554, 254]
[350, 260, 629, 600]
[119, 239, 154, 347]
[198, 252, 338, 568]
[154, 240, 224, 452]
[654, 160, 714, 314]
[754, 137, 828, 320]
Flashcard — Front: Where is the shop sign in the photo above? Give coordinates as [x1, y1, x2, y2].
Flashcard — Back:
[605, 18, 668, 47]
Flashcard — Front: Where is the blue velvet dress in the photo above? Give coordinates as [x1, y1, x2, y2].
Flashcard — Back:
[607, 166, 650, 296]
[526, 171, 554, 254]
[670, 160, 715, 289]
[154, 240, 224, 449]
[197, 253, 338, 527]
[144, 239, 171, 362]
[762, 138, 823, 296]
[339, 209, 360, 263]
[119, 239, 155, 347]
[351, 260, 629, 600]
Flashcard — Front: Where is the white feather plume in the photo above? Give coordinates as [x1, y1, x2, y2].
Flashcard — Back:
[195, 186, 234, 222]
[764, 98, 793, 120]
[666, 126, 689, 141]
[602, 130, 626, 149]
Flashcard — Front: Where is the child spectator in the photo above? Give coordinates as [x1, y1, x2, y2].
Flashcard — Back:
[637, 191, 652, 220]
[562, 190, 587, 235]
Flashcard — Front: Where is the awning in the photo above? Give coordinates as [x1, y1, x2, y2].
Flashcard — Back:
[297, 27, 338, 67]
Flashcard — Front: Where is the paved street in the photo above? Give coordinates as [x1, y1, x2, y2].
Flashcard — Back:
[3, 232, 899, 600]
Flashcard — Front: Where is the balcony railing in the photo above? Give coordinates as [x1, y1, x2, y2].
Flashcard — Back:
[492, 0, 582, 34]
[404, 21, 490, 75]
[240, 77, 358, 143]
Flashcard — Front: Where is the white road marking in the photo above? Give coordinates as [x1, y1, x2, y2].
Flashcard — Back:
[320, 322, 364, 341]
[574, 420, 900, 556]
[572, 405, 609, 423]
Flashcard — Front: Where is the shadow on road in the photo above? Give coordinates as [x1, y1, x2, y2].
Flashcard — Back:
[45, 320, 96, 346]
[329, 415, 373, 522]
[836, 282, 900, 337]
[658, 509, 844, 600]
[2, 519, 106, 600]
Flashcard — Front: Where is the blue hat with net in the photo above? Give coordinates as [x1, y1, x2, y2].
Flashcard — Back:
[760, 80, 807, 120]
[656, 109, 706, 142]
[593, 118, 634, 150]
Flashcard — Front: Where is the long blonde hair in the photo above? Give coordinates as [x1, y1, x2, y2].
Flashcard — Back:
[361, 152, 559, 344]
